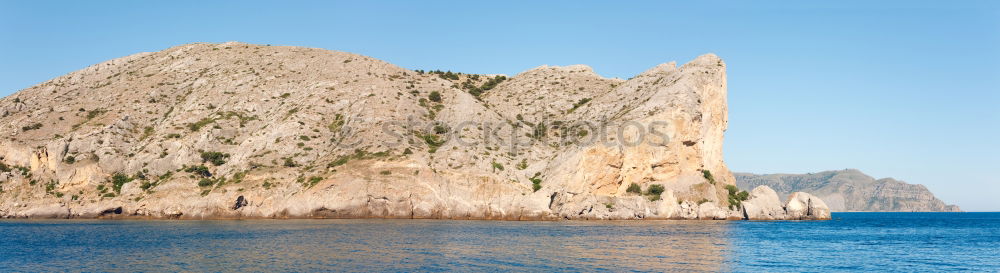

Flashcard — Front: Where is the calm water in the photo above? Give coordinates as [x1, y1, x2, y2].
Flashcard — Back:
[1, 213, 997, 272]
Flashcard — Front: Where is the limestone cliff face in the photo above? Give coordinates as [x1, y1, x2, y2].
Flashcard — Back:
[0, 42, 813, 219]
[735, 169, 961, 212]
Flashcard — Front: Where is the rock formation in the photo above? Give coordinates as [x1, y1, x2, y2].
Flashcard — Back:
[0, 42, 827, 220]
[735, 169, 960, 212]
[738, 186, 831, 220]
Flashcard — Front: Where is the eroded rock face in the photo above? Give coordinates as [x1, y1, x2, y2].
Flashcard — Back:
[0, 42, 825, 220]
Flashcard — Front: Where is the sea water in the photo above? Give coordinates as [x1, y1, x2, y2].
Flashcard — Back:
[1, 212, 997, 272]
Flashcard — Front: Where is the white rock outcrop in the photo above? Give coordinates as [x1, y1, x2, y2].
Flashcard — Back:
[785, 192, 832, 220]
[740, 185, 832, 220]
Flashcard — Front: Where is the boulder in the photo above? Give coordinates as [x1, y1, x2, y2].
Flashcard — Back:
[740, 185, 787, 220]
[697, 202, 729, 220]
[785, 192, 831, 220]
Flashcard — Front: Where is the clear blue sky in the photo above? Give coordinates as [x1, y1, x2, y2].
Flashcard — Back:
[2, 1, 997, 211]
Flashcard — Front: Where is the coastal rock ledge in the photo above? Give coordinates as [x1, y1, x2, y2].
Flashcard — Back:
[0, 42, 829, 220]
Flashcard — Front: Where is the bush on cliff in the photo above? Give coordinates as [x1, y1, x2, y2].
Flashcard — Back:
[200, 151, 230, 166]
[110, 173, 133, 194]
[646, 184, 665, 201]
[428, 91, 442, 103]
[530, 172, 542, 192]
[626, 183, 642, 194]
[702, 170, 716, 184]
[184, 165, 212, 177]
[21, 123, 42, 131]
[725, 184, 750, 210]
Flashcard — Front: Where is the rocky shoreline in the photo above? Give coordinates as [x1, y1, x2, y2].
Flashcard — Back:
[2, 185, 829, 220]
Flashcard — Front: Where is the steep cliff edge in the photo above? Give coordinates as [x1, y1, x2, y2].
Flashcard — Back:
[735, 169, 960, 212]
[0, 42, 827, 220]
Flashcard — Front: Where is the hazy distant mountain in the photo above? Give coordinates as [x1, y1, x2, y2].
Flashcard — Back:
[735, 169, 960, 212]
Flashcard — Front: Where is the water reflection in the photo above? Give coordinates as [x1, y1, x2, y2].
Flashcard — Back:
[6, 213, 998, 271]
[0, 219, 731, 271]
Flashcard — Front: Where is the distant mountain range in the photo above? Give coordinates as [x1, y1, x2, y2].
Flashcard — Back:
[735, 169, 960, 212]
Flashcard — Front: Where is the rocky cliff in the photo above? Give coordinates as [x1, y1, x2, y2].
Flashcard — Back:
[0, 42, 827, 220]
[735, 169, 960, 212]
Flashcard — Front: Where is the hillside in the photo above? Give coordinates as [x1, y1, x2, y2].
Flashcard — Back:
[735, 169, 961, 212]
[0, 42, 827, 220]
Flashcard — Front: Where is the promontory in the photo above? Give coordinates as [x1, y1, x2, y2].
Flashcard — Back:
[0, 42, 828, 220]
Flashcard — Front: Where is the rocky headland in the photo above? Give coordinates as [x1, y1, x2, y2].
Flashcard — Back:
[0, 42, 828, 220]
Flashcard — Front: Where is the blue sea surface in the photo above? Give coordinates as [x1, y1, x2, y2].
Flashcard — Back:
[0, 212, 997, 272]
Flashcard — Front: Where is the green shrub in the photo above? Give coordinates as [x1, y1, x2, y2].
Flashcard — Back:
[198, 178, 215, 187]
[626, 183, 642, 194]
[419, 133, 445, 153]
[231, 171, 246, 184]
[141, 126, 154, 140]
[433, 124, 448, 134]
[726, 184, 750, 210]
[515, 159, 528, 170]
[480, 75, 506, 91]
[379, 170, 391, 175]
[326, 149, 392, 169]
[531, 123, 547, 140]
[725, 184, 739, 196]
[87, 109, 104, 119]
[702, 170, 716, 184]
[110, 173, 133, 194]
[491, 161, 504, 171]
[306, 176, 323, 187]
[645, 184, 665, 201]
[647, 184, 665, 196]
[530, 172, 542, 192]
[428, 91, 442, 103]
[13, 166, 30, 176]
[200, 151, 230, 166]
[569, 98, 592, 112]
[327, 157, 349, 168]
[328, 114, 345, 132]
[21, 123, 42, 131]
[188, 118, 215, 131]
[184, 165, 212, 177]
[63, 156, 76, 164]
[283, 158, 298, 167]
